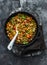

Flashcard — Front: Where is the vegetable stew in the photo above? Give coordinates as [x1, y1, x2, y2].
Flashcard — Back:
[6, 13, 37, 45]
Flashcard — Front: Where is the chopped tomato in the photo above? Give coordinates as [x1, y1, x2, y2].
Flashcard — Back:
[13, 26, 16, 30]
[26, 34, 31, 38]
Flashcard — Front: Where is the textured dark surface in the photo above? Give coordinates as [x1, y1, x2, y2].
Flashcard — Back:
[0, 0, 47, 65]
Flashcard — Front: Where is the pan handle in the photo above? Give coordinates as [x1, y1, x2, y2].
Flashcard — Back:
[20, 0, 26, 7]
[10, 0, 26, 16]
[9, 7, 22, 16]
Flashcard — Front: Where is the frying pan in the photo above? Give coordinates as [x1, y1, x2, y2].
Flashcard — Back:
[4, 10, 40, 55]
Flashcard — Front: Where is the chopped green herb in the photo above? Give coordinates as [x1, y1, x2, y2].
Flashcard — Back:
[23, 41, 28, 44]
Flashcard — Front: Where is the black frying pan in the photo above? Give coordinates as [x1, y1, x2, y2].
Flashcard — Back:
[4, 11, 40, 55]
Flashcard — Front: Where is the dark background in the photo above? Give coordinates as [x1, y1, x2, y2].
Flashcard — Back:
[0, 0, 47, 65]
